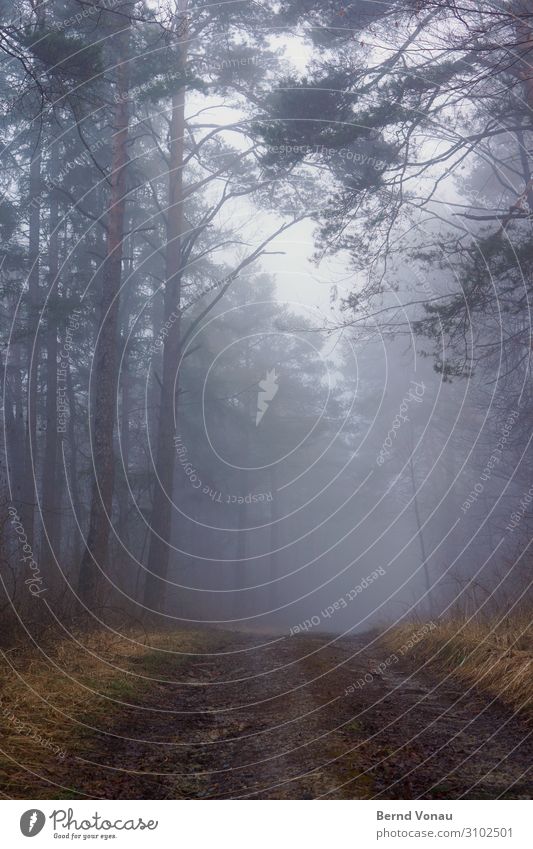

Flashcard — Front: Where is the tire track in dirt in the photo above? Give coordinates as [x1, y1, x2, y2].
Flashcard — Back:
[28, 630, 533, 799]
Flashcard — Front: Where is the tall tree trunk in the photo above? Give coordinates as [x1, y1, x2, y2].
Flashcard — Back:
[117, 235, 134, 555]
[78, 12, 131, 607]
[5, 334, 25, 507]
[144, 1, 189, 611]
[268, 465, 280, 611]
[40, 138, 61, 583]
[233, 376, 253, 619]
[117, 360, 131, 547]
[233, 490, 249, 620]
[149, 283, 164, 440]
[22, 140, 41, 546]
[20, 0, 47, 548]
[66, 362, 82, 569]
[407, 423, 433, 616]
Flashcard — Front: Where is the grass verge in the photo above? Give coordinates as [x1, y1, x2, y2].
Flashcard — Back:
[380, 615, 532, 723]
[0, 626, 211, 797]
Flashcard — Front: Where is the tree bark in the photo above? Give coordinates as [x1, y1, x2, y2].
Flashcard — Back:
[5, 332, 25, 507]
[407, 424, 433, 616]
[117, 359, 131, 547]
[66, 361, 82, 568]
[78, 12, 131, 607]
[268, 465, 280, 611]
[144, 1, 189, 611]
[40, 137, 61, 583]
[20, 0, 47, 548]
[22, 139, 41, 547]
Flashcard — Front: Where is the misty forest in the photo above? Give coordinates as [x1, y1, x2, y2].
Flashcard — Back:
[0, 0, 531, 800]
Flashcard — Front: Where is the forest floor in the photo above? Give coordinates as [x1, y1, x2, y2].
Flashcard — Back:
[1, 627, 531, 799]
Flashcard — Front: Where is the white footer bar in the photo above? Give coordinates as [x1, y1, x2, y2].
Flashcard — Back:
[3, 799, 531, 848]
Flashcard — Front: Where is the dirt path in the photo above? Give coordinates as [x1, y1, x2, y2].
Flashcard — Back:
[34, 630, 533, 799]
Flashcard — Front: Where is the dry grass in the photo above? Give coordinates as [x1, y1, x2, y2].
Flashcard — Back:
[381, 615, 532, 723]
[0, 626, 211, 796]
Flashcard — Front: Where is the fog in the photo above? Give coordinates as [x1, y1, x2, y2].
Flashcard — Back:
[1, 0, 531, 641]
[2, 0, 533, 808]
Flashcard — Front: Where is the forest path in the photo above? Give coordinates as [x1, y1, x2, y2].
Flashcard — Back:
[48, 630, 532, 799]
